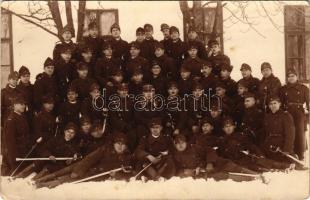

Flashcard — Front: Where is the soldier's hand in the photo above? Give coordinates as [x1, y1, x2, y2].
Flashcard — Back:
[206, 163, 214, 172]
[173, 129, 180, 135]
[107, 82, 114, 87]
[195, 167, 201, 176]
[192, 126, 199, 133]
[73, 154, 78, 161]
[70, 172, 79, 179]
[49, 155, 56, 162]
[147, 155, 161, 164]
[109, 171, 116, 177]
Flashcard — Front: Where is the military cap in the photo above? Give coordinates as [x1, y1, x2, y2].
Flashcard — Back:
[88, 21, 98, 30]
[41, 94, 55, 104]
[132, 67, 143, 76]
[215, 81, 226, 90]
[167, 81, 178, 89]
[102, 42, 113, 50]
[77, 62, 88, 71]
[209, 103, 221, 111]
[240, 63, 251, 71]
[202, 60, 213, 68]
[61, 25, 74, 35]
[268, 95, 281, 104]
[154, 42, 164, 50]
[80, 115, 91, 125]
[111, 68, 123, 76]
[237, 79, 249, 88]
[129, 41, 140, 49]
[222, 117, 236, 127]
[59, 45, 72, 54]
[44, 57, 54, 67]
[287, 68, 297, 76]
[80, 44, 93, 53]
[261, 62, 272, 71]
[180, 64, 191, 72]
[151, 60, 161, 67]
[188, 26, 197, 33]
[64, 122, 78, 132]
[143, 84, 155, 92]
[144, 24, 153, 32]
[169, 26, 179, 34]
[113, 131, 128, 144]
[243, 92, 256, 99]
[187, 42, 199, 50]
[12, 95, 26, 105]
[91, 120, 103, 130]
[67, 86, 77, 93]
[174, 134, 187, 143]
[148, 117, 162, 127]
[110, 23, 121, 31]
[18, 66, 30, 77]
[208, 39, 219, 47]
[136, 27, 145, 35]
[8, 71, 19, 80]
[201, 117, 214, 126]
[160, 23, 170, 31]
[89, 83, 100, 92]
[221, 64, 233, 72]
[192, 81, 204, 90]
[117, 83, 129, 91]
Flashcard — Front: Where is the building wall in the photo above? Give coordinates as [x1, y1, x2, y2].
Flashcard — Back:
[4, 1, 308, 84]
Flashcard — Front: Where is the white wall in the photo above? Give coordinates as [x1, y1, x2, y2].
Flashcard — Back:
[5, 1, 308, 83]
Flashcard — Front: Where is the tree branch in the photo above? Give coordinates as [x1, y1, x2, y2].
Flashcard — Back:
[47, 0, 63, 35]
[77, 1, 86, 42]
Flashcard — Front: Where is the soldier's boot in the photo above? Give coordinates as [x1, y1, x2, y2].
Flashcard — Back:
[32, 167, 49, 181]
[15, 163, 36, 178]
[145, 166, 159, 180]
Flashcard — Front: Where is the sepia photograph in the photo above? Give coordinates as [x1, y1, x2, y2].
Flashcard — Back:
[0, 1, 309, 199]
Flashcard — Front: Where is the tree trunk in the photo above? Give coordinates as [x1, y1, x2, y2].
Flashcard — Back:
[77, 1, 86, 42]
[47, 0, 63, 38]
[211, 1, 222, 40]
[65, 1, 75, 37]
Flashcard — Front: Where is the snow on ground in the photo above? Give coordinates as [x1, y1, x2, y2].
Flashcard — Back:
[0, 169, 309, 200]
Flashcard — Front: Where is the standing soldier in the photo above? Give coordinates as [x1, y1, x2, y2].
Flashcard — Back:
[1, 71, 20, 125]
[178, 65, 193, 97]
[258, 62, 282, 112]
[185, 27, 207, 59]
[200, 60, 218, 95]
[159, 23, 170, 50]
[182, 43, 204, 78]
[237, 63, 260, 95]
[80, 22, 102, 60]
[280, 69, 309, 161]
[109, 23, 129, 64]
[33, 58, 59, 112]
[77, 45, 96, 78]
[220, 64, 237, 99]
[148, 60, 167, 96]
[141, 24, 158, 61]
[2, 96, 30, 175]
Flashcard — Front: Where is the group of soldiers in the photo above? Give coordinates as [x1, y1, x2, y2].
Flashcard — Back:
[1, 21, 309, 186]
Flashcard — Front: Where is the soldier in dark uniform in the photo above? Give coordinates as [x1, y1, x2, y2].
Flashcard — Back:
[53, 25, 78, 63]
[159, 23, 170, 50]
[109, 23, 129, 63]
[185, 27, 207, 59]
[214, 82, 234, 116]
[135, 27, 147, 56]
[178, 65, 193, 96]
[128, 68, 145, 96]
[280, 69, 309, 160]
[165, 26, 186, 70]
[80, 22, 102, 60]
[17, 66, 34, 126]
[70, 62, 97, 102]
[154, 42, 177, 81]
[33, 58, 59, 112]
[240, 92, 264, 145]
[1, 71, 20, 125]
[124, 41, 150, 81]
[233, 80, 249, 125]
[95, 42, 122, 88]
[139, 24, 158, 61]
[77, 116, 93, 156]
[148, 60, 167, 96]
[135, 117, 175, 180]
[200, 60, 218, 95]
[238, 63, 260, 95]
[262, 96, 295, 163]
[1, 96, 30, 175]
[77, 45, 96, 77]
[258, 62, 281, 112]
[182, 43, 204, 78]
[207, 39, 230, 77]
[207, 104, 225, 136]
[220, 64, 237, 99]
[105, 68, 125, 98]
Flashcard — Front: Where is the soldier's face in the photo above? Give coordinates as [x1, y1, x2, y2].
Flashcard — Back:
[111, 28, 121, 38]
[8, 78, 18, 87]
[91, 128, 104, 138]
[114, 142, 127, 154]
[269, 100, 281, 113]
[14, 103, 26, 113]
[192, 89, 204, 98]
[221, 70, 230, 79]
[287, 74, 298, 84]
[170, 31, 179, 40]
[210, 110, 221, 118]
[78, 69, 88, 79]
[143, 91, 154, 100]
[162, 29, 170, 38]
[145, 30, 153, 39]
[168, 87, 179, 96]
[64, 129, 75, 141]
[136, 33, 145, 42]
[103, 48, 113, 57]
[90, 89, 100, 99]
[223, 124, 235, 135]
[244, 97, 256, 108]
[241, 69, 251, 78]
[44, 65, 54, 76]
[261, 68, 272, 78]
[174, 140, 187, 152]
[131, 74, 143, 83]
[117, 89, 128, 98]
[188, 31, 198, 40]
[188, 48, 198, 58]
[211, 44, 221, 55]
[112, 74, 123, 83]
[155, 48, 165, 57]
[89, 28, 99, 38]
[67, 91, 78, 102]
[82, 51, 92, 62]
[20, 74, 30, 84]
[237, 86, 248, 95]
[130, 47, 140, 57]
[201, 123, 213, 134]
[215, 87, 225, 97]
[43, 102, 54, 112]
[62, 31, 72, 41]
[201, 66, 212, 76]
[81, 123, 91, 134]
[180, 71, 191, 80]
[151, 65, 161, 75]
[61, 52, 72, 62]
[150, 125, 162, 137]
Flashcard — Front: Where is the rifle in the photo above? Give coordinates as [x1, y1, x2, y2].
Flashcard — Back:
[228, 172, 270, 184]
[16, 157, 77, 161]
[270, 146, 305, 166]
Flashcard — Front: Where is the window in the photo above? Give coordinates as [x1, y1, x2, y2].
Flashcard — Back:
[284, 5, 310, 83]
